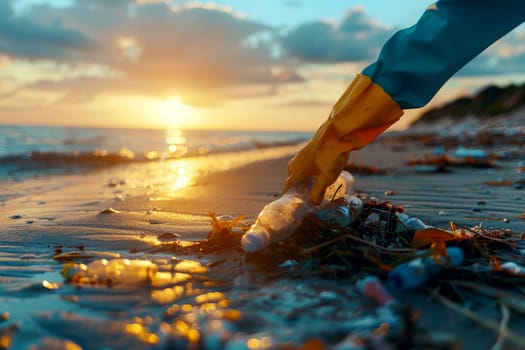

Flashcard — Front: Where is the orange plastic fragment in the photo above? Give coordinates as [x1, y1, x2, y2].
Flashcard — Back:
[410, 227, 456, 249]
[430, 241, 448, 263]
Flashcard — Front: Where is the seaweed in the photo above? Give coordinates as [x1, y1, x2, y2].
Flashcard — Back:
[153, 193, 525, 349]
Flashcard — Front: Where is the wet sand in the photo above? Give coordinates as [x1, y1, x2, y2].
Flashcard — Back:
[1, 138, 525, 349]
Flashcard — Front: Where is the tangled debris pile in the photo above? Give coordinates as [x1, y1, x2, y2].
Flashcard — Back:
[157, 192, 525, 349]
[241, 193, 525, 289]
[54, 194, 525, 349]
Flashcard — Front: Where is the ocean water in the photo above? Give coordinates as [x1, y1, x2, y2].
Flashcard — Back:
[0, 125, 311, 180]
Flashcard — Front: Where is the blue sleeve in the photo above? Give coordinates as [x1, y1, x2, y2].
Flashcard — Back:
[362, 0, 525, 109]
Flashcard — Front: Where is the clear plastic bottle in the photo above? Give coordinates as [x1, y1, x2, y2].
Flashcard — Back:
[241, 171, 354, 252]
[63, 258, 158, 285]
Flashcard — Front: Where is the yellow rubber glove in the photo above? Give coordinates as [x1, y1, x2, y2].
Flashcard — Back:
[283, 74, 403, 204]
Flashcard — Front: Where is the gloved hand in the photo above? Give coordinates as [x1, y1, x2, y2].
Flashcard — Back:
[283, 74, 403, 204]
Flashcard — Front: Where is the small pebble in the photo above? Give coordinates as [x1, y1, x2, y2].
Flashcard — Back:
[319, 291, 338, 301]
[384, 190, 395, 196]
[98, 208, 120, 215]
[477, 200, 486, 205]
[158, 232, 181, 240]
[0, 312, 9, 321]
[9, 214, 22, 219]
[19, 254, 39, 260]
[503, 218, 509, 223]
[471, 207, 482, 212]
[438, 211, 447, 216]
[278, 260, 297, 268]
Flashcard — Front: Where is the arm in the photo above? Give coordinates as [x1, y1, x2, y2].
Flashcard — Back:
[285, 1, 525, 203]
[363, 0, 525, 109]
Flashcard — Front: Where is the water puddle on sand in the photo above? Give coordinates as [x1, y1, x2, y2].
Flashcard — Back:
[0, 241, 401, 350]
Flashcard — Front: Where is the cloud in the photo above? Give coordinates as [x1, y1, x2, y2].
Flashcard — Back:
[280, 6, 525, 81]
[280, 7, 394, 62]
[3, 0, 524, 112]
[0, 54, 10, 71]
[6, 0, 302, 106]
[0, 0, 97, 60]
[457, 26, 525, 77]
[269, 98, 330, 108]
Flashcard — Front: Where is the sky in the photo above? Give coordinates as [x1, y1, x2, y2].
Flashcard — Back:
[0, 0, 524, 131]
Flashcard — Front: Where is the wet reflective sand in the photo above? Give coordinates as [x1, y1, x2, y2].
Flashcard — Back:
[2, 135, 525, 349]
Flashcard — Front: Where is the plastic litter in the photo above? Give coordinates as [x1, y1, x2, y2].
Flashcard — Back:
[452, 147, 488, 160]
[316, 204, 352, 227]
[404, 217, 429, 231]
[499, 262, 525, 277]
[387, 247, 464, 290]
[62, 258, 158, 285]
[356, 276, 396, 307]
[316, 195, 363, 227]
[242, 171, 354, 252]
[364, 212, 380, 225]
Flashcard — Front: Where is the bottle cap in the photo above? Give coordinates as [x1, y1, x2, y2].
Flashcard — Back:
[241, 230, 269, 252]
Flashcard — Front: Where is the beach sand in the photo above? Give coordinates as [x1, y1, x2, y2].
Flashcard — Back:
[1, 138, 525, 349]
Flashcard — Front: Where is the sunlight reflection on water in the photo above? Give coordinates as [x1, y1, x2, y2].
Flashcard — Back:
[143, 142, 302, 199]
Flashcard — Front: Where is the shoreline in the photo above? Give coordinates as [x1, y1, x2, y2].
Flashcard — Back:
[2, 138, 525, 349]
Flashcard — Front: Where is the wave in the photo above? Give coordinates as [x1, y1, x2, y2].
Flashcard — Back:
[0, 138, 306, 179]
[0, 152, 135, 180]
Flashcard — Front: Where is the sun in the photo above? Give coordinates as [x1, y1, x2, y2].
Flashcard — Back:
[157, 96, 194, 129]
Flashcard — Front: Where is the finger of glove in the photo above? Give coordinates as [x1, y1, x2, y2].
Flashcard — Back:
[310, 151, 350, 204]
[283, 146, 317, 194]
[283, 165, 311, 194]
[283, 166, 307, 194]
[310, 174, 332, 204]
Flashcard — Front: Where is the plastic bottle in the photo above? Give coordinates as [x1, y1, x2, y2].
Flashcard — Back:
[316, 194, 363, 227]
[322, 171, 355, 203]
[316, 205, 352, 227]
[387, 247, 464, 290]
[241, 171, 354, 253]
[63, 258, 158, 285]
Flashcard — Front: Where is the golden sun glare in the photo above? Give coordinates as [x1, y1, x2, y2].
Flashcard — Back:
[156, 96, 194, 129]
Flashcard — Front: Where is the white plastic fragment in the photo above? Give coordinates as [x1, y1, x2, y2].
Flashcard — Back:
[404, 217, 429, 231]
[499, 262, 525, 276]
